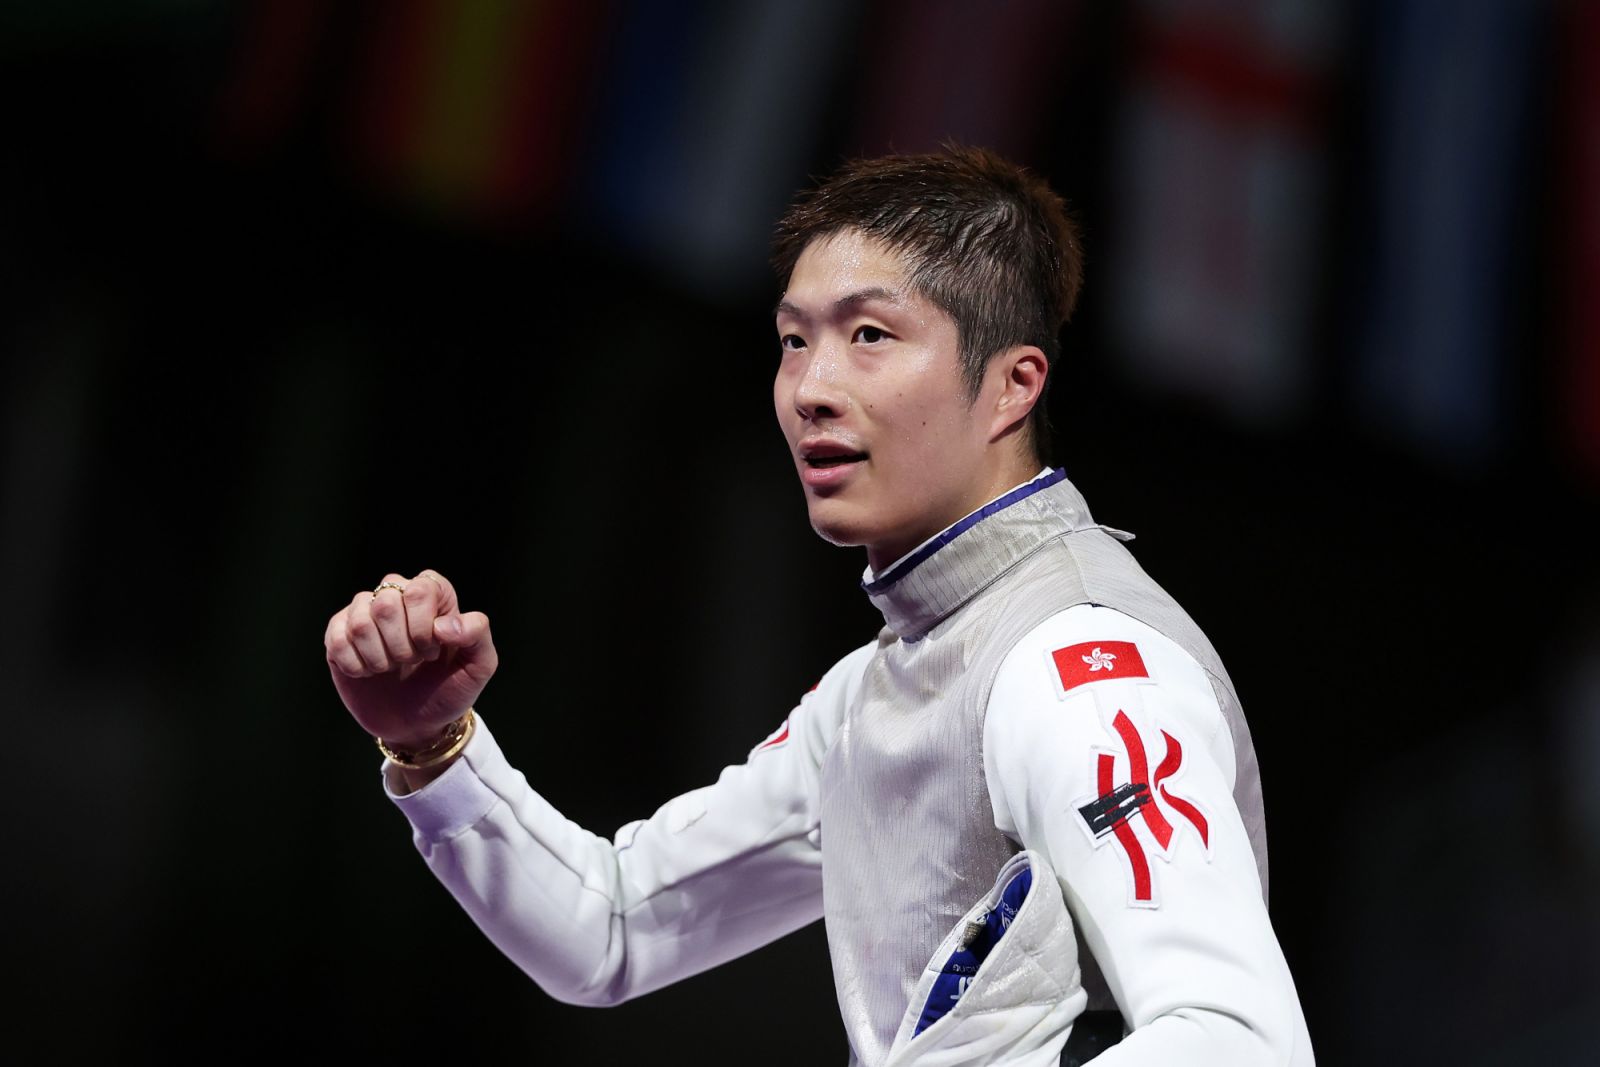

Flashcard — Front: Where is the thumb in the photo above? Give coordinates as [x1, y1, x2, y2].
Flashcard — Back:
[434, 610, 491, 649]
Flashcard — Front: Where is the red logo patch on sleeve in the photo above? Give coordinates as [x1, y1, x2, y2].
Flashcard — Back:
[1074, 708, 1212, 907]
[1050, 640, 1149, 696]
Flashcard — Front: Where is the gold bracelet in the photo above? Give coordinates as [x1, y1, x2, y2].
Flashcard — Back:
[376, 709, 476, 769]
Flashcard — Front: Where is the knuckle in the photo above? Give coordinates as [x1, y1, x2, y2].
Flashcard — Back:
[348, 616, 374, 640]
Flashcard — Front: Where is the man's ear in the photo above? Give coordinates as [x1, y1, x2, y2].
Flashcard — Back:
[987, 345, 1048, 443]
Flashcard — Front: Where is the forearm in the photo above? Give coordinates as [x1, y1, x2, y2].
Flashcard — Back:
[386, 713, 827, 1005]
[408, 772, 643, 1004]
[418, 796, 825, 1005]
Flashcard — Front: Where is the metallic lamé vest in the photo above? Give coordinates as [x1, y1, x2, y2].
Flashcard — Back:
[817, 473, 1266, 1067]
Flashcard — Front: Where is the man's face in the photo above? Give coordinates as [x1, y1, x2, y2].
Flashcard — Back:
[774, 230, 999, 570]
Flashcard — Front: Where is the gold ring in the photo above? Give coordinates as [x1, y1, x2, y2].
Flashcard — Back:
[371, 581, 407, 601]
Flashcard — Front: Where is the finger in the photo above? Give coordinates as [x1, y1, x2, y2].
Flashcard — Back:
[324, 607, 367, 677]
[413, 569, 458, 616]
[369, 572, 417, 665]
[402, 570, 442, 660]
[346, 589, 391, 673]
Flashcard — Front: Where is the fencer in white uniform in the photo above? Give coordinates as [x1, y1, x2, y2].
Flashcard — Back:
[338, 146, 1315, 1066]
[382, 469, 1313, 1066]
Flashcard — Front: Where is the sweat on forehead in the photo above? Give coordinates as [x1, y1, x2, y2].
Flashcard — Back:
[775, 233, 920, 319]
[774, 286, 909, 322]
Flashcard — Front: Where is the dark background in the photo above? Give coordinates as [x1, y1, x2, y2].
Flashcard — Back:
[4, 1, 1596, 1062]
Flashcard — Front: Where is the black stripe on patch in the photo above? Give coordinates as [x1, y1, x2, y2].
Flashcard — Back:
[1078, 782, 1151, 838]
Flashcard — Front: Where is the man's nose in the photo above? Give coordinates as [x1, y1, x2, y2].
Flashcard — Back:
[792, 347, 847, 421]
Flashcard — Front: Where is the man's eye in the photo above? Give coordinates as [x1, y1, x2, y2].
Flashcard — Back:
[853, 325, 888, 344]
[780, 334, 805, 351]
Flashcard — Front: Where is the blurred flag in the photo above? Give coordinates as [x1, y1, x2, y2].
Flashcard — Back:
[350, 0, 606, 222]
[1104, 0, 1335, 424]
[849, 0, 1079, 159]
[581, 0, 856, 292]
[218, 0, 608, 224]
[1354, 0, 1540, 464]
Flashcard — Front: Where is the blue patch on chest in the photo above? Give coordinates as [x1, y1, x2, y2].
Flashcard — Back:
[912, 867, 1033, 1037]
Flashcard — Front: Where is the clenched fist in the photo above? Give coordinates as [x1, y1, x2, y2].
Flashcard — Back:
[324, 570, 498, 753]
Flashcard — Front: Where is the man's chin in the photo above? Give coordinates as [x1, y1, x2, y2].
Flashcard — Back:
[805, 501, 873, 550]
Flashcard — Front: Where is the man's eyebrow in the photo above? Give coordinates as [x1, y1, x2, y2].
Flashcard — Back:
[774, 287, 905, 320]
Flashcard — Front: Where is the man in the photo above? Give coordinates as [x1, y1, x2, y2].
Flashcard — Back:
[324, 147, 1313, 1065]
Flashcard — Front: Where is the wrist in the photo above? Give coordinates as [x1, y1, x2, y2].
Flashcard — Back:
[377, 709, 476, 771]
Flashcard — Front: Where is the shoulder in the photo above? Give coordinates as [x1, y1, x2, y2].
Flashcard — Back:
[984, 604, 1231, 832]
[818, 638, 878, 699]
[990, 605, 1222, 736]
[808, 639, 877, 725]
[750, 638, 877, 760]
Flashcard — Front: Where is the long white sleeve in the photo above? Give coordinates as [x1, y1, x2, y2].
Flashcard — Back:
[385, 641, 877, 1006]
[984, 606, 1313, 1065]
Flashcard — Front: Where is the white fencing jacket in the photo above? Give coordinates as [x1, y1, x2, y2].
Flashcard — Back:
[385, 478, 1313, 1066]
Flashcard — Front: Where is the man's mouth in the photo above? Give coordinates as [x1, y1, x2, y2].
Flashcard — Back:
[798, 439, 868, 485]
[806, 453, 867, 469]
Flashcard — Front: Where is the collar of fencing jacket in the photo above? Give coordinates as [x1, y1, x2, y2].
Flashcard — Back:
[862, 469, 1127, 639]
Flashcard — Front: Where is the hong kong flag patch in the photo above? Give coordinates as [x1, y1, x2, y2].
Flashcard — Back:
[1050, 640, 1148, 697]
